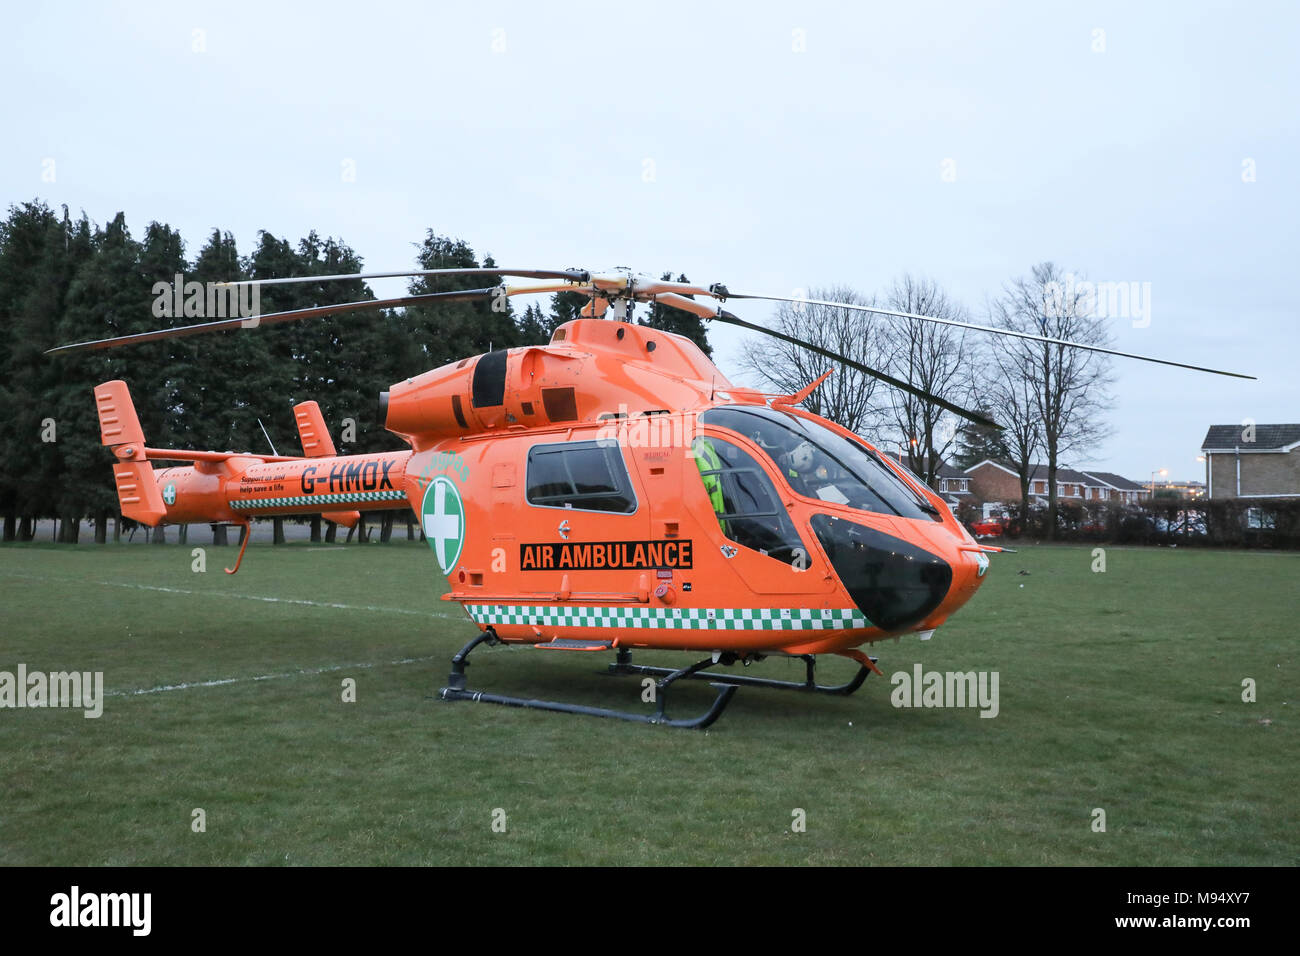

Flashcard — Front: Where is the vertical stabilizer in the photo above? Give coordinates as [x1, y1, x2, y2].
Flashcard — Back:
[293, 400, 359, 527]
[94, 381, 167, 526]
[293, 401, 337, 457]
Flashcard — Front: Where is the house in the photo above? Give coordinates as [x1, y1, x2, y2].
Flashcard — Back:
[935, 462, 973, 505]
[1077, 471, 1148, 505]
[885, 453, 973, 508]
[1200, 424, 1300, 500]
[964, 460, 1021, 503]
[965, 460, 1147, 506]
[1028, 465, 1100, 502]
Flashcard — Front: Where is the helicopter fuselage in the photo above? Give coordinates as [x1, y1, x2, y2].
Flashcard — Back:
[101, 317, 990, 657]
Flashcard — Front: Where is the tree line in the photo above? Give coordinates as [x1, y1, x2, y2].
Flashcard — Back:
[0, 199, 711, 543]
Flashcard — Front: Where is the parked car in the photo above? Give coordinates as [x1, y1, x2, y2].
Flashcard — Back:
[969, 516, 1007, 537]
[1152, 511, 1208, 536]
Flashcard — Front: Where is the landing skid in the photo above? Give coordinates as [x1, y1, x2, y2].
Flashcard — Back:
[436, 631, 876, 728]
[437, 630, 737, 729]
[608, 648, 876, 696]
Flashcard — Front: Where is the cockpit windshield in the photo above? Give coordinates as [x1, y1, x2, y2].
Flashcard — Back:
[698, 405, 940, 521]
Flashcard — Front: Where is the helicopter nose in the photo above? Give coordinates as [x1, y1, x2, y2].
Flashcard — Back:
[810, 515, 952, 632]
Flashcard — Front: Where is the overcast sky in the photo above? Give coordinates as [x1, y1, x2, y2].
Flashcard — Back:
[5, 0, 1295, 480]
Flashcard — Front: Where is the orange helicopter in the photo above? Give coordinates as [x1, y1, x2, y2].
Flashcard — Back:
[51, 268, 1253, 727]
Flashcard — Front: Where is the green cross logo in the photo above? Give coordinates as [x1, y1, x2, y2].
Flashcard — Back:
[162, 483, 177, 506]
[421, 476, 465, 574]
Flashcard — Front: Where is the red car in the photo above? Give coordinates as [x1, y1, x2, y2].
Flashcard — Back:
[969, 517, 1006, 537]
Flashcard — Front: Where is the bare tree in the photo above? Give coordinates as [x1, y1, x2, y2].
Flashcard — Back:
[982, 335, 1042, 520]
[882, 274, 976, 488]
[990, 262, 1115, 538]
[736, 285, 889, 435]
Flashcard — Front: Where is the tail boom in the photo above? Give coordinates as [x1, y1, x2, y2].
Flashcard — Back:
[95, 380, 414, 529]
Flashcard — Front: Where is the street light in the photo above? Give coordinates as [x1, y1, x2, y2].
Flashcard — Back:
[1149, 468, 1168, 496]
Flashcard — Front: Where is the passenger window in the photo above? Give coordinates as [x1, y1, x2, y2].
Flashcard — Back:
[691, 436, 806, 563]
[526, 440, 637, 513]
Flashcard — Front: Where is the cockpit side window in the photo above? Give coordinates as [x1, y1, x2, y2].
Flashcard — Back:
[691, 436, 806, 564]
[698, 405, 939, 520]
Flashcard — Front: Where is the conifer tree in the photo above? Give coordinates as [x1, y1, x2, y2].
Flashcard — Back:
[952, 410, 1011, 469]
[189, 229, 255, 452]
[515, 302, 552, 344]
[0, 201, 77, 538]
[57, 211, 136, 541]
[136, 221, 192, 449]
[401, 234, 521, 378]
[638, 272, 712, 356]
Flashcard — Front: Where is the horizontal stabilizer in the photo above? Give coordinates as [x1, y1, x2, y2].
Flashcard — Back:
[321, 510, 360, 528]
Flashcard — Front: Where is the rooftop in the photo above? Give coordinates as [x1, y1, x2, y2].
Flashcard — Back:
[1201, 424, 1300, 451]
[965, 459, 1148, 491]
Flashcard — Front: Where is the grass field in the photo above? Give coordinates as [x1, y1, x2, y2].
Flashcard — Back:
[1, 538, 1296, 866]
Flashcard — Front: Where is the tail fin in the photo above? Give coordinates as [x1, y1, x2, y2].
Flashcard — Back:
[293, 401, 337, 458]
[294, 400, 359, 529]
[94, 380, 167, 526]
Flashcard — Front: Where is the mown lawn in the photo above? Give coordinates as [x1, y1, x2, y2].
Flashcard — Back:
[0, 539, 1295, 865]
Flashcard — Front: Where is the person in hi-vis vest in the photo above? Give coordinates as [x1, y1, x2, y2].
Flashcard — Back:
[691, 437, 728, 534]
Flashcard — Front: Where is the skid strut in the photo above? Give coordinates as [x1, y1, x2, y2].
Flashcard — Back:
[438, 630, 737, 729]
[608, 648, 877, 696]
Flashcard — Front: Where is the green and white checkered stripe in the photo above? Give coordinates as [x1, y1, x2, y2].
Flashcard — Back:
[464, 604, 869, 631]
[230, 490, 407, 510]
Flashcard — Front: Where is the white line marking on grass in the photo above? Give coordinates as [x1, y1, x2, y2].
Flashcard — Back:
[0, 570, 468, 621]
[101, 580, 468, 619]
[107, 655, 441, 698]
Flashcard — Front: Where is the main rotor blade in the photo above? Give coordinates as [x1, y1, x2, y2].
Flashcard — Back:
[650, 293, 1000, 428]
[215, 267, 591, 288]
[696, 305, 1002, 429]
[716, 291, 1256, 380]
[501, 280, 601, 298]
[46, 289, 496, 355]
[651, 292, 715, 319]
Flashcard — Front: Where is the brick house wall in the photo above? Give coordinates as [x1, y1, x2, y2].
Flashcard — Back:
[1207, 448, 1300, 498]
[966, 461, 1023, 502]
